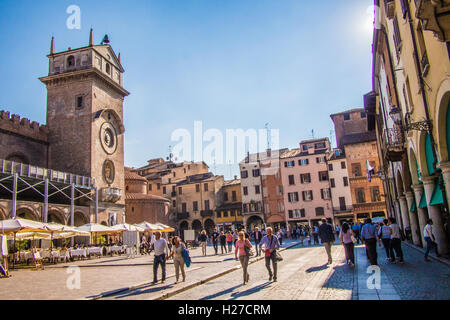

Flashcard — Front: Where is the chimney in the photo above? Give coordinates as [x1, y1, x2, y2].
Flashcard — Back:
[50, 36, 55, 55]
[234, 175, 237, 180]
[89, 28, 94, 46]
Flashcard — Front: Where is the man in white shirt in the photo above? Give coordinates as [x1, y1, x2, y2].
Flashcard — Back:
[151, 231, 169, 283]
[388, 217, 404, 264]
[424, 219, 440, 261]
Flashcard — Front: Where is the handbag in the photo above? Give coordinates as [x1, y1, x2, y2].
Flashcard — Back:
[275, 250, 283, 262]
[244, 244, 254, 257]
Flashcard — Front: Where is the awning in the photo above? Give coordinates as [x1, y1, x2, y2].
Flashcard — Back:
[410, 200, 416, 213]
[430, 181, 445, 206]
[419, 192, 428, 209]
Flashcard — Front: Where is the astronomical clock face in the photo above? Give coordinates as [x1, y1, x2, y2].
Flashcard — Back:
[100, 122, 118, 155]
[103, 160, 115, 185]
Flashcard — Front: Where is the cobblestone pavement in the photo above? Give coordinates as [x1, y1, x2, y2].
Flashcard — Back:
[0, 241, 295, 300]
[0, 244, 244, 300]
[2, 240, 449, 300]
[165, 241, 450, 301]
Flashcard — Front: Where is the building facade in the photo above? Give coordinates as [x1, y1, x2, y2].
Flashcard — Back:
[216, 178, 243, 231]
[280, 138, 334, 230]
[366, 0, 450, 254]
[239, 153, 265, 230]
[124, 168, 170, 226]
[326, 148, 353, 225]
[331, 109, 387, 223]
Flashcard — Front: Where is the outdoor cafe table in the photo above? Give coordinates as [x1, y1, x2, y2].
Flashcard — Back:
[87, 247, 102, 256]
[70, 248, 87, 259]
[106, 246, 126, 255]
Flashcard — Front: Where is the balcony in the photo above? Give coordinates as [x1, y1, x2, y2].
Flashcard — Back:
[177, 212, 189, 220]
[171, 192, 176, 197]
[101, 187, 122, 203]
[200, 210, 214, 218]
[0, 159, 94, 189]
[383, 127, 405, 162]
[416, 0, 450, 42]
[333, 206, 353, 213]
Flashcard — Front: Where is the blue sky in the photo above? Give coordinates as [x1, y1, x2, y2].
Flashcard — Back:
[0, 0, 374, 179]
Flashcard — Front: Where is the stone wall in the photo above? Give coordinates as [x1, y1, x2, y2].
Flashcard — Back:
[0, 110, 48, 167]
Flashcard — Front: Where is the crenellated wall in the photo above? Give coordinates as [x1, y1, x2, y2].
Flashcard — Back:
[0, 110, 49, 167]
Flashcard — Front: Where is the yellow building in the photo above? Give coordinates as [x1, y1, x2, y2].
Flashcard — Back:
[174, 172, 224, 235]
[216, 178, 243, 231]
[367, 0, 450, 253]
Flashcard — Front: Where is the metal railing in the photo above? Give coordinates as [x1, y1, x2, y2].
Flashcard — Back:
[384, 127, 405, 148]
[0, 159, 94, 188]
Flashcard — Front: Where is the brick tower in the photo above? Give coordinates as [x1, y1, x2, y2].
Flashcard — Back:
[39, 29, 129, 225]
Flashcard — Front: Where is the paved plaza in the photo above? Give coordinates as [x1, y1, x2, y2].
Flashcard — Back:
[1, 240, 449, 300]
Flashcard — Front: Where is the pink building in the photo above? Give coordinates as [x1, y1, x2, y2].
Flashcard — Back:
[280, 138, 334, 230]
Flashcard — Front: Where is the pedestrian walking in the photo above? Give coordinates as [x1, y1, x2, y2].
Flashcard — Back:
[211, 228, 220, 255]
[388, 217, 404, 264]
[313, 225, 319, 244]
[318, 219, 335, 265]
[199, 230, 208, 256]
[219, 231, 227, 254]
[226, 231, 233, 252]
[360, 218, 380, 266]
[378, 219, 393, 262]
[277, 229, 283, 246]
[424, 219, 440, 261]
[253, 227, 262, 256]
[339, 222, 356, 266]
[235, 231, 253, 285]
[233, 230, 239, 247]
[168, 236, 186, 283]
[352, 223, 361, 244]
[151, 231, 169, 284]
[260, 227, 280, 282]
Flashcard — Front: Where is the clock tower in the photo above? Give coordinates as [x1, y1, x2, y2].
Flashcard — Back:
[40, 30, 129, 225]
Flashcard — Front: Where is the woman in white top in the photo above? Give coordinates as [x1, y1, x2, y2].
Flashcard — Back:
[424, 219, 440, 261]
[388, 217, 404, 263]
[168, 237, 186, 283]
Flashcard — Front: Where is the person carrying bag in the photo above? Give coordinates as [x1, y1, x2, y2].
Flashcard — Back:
[260, 227, 281, 282]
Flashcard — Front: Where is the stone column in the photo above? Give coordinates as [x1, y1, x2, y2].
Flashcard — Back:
[412, 184, 428, 247]
[422, 176, 449, 255]
[394, 200, 404, 231]
[439, 161, 450, 206]
[398, 196, 410, 230]
[405, 191, 421, 246]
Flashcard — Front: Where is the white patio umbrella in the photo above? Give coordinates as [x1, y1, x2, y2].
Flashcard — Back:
[0, 218, 49, 235]
[154, 223, 175, 233]
[76, 223, 118, 234]
[110, 223, 145, 232]
[76, 223, 119, 245]
[135, 221, 164, 232]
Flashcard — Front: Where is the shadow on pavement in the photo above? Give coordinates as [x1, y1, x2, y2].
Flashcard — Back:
[199, 284, 243, 300]
[305, 263, 329, 273]
[107, 283, 175, 299]
[229, 282, 272, 300]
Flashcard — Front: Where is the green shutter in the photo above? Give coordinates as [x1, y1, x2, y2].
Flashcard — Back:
[430, 179, 445, 206]
[425, 133, 437, 175]
[419, 192, 428, 209]
[410, 200, 416, 213]
[416, 161, 423, 184]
